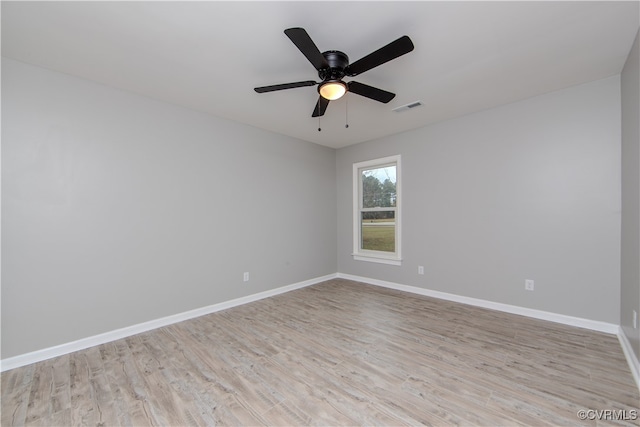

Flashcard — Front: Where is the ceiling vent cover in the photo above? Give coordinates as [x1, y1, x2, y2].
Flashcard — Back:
[392, 101, 423, 113]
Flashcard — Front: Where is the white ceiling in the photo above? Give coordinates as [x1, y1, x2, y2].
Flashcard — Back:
[2, 1, 639, 149]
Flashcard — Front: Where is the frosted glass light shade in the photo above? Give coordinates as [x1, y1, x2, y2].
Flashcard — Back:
[319, 81, 347, 100]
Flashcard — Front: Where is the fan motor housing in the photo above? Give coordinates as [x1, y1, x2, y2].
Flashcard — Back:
[319, 50, 349, 81]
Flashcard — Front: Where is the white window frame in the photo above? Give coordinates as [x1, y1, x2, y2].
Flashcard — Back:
[352, 155, 402, 266]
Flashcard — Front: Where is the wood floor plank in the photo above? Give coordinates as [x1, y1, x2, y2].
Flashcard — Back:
[127, 334, 190, 426]
[99, 342, 135, 426]
[109, 339, 158, 426]
[24, 355, 55, 426]
[1, 364, 34, 427]
[48, 355, 70, 417]
[2, 278, 638, 426]
[68, 351, 100, 426]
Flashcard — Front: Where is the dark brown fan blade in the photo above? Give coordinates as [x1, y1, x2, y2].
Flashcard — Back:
[284, 28, 329, 71]
[345, 36, 414, 77]
[347, 81, 395, 103]
[312, 96, 329, 117]
[254, 81, 317, 93]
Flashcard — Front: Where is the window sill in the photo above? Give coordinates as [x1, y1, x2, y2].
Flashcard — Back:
[352, 254, 402, 266]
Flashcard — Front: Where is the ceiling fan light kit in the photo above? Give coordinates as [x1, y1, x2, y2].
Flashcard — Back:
[254, 27, 414, 122]
[319, 81, 347, 100]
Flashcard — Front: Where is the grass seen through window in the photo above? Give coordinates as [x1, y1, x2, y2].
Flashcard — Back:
[361, 218, 395, 252]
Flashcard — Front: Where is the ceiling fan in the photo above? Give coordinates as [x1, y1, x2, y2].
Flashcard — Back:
[254, 28, 414, 118]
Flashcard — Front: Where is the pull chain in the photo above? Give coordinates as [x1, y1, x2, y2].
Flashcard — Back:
[318, 114, 321, 132]
[345, 93, 349, 128]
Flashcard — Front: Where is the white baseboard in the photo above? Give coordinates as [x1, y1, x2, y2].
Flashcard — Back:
[618, 328, 640, 392]
[0, 273, 337, 372]
[2, 271, 632, 385]
[337, 273, 620, 334]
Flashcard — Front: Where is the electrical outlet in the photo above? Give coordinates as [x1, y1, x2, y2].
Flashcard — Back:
[418, 266, 424, 275]
[243, 272, 250, 282]
[634, 310, 638, 329]
[525, 279, 535, 291]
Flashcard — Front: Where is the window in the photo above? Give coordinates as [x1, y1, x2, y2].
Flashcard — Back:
[353, 155, 401, 265]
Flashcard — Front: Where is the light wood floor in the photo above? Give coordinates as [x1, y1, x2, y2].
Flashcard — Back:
[2, 279, 639, 426]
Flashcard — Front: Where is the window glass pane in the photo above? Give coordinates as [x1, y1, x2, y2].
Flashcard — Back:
[361, 166, 396, 208]
[361, 211, 395, 252]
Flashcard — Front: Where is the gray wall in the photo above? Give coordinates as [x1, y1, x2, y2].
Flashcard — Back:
[1, 58, 337, 359]
[0, 55, 630, 360]
[337, 76, 622, 324]
[621, 29, 640, 361]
